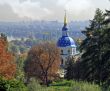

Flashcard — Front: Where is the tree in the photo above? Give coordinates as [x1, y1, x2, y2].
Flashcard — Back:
[9, 43, 19, 55]
[19, 45, 27, 54]
[80, 8, 106, 85]
[0, 34, 16, 79]
[65, 57, 81, 81]
[24, 42, 60, 86]
[0, 76, 28, 91]
[15, 56, 26, 82]
[100, 10, 110, 87]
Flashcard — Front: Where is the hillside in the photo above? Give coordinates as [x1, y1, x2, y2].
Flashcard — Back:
[0, 21, 89, 41]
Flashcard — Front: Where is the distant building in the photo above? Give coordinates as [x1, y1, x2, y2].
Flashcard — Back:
[57, 12, 77, 77]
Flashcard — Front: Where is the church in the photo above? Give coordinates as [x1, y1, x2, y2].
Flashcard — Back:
[57, 12, 77, 76]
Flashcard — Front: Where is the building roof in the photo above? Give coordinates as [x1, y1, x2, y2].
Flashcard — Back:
[57, 12, 76, 48]
[57, 36, 76, 47]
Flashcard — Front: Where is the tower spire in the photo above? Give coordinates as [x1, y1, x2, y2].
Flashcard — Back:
[64, 10, 67, 26]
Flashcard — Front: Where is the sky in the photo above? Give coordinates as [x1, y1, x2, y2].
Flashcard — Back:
[0, 0, 110, 22]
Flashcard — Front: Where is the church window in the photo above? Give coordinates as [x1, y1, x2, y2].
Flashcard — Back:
[61, 50, 63, 54]
[68, 50, 70, 53]
[61, 59, 63, 65]
[73, 48, 76, 54]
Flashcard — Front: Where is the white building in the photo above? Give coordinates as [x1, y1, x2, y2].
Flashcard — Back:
[57, 13, 77, 77]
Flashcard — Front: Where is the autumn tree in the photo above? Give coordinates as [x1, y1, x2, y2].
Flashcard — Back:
[24, 42, 60, 86]
[0, 33, 16, 79]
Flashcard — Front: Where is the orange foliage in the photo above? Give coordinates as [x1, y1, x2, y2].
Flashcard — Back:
[25, 42, 60, 85]
[0, 37, 16, 79]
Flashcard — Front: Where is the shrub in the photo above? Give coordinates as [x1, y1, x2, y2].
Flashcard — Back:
[27, 78, 41, 91]
[70, 81, 101, 91]
[27, 78, 54, 91]
[0, 77, 27, 91]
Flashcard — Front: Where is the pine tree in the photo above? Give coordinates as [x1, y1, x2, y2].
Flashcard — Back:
[100, 10, 110, 87]
[65, 57, 81, 81]
[80, 8, 106, 85]
[65, 58, 74, 80]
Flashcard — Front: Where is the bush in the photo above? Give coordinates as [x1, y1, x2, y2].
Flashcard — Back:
[27, 78, 55, 91]
[27, 78, 41, 91]
[0, 77, 28, 91]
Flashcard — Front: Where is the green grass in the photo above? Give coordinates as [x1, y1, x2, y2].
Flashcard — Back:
[27, 79, 103, 91]
[49, 80, 101, 91]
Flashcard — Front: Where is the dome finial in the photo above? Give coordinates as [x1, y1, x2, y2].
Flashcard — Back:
[64, 10, 67, 26]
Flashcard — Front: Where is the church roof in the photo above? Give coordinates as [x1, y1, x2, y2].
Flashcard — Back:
[57, 36, 76, 47]
[57, 11, 76, 48]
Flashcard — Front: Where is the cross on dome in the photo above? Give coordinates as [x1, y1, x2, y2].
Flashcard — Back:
[64, 10, 67, 26]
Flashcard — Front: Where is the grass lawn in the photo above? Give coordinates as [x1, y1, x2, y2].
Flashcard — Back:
[46, 80, 101, 91]
[28, 79, 104, 91]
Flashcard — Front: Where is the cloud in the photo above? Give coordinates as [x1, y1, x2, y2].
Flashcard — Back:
[0, 0, 53, 21]
[13, 0, 53, 20]
[57, 0, 110, 21]
[19, 0, 28, 3]
[56, 0, 93, 20]
[58, 0, 90, 8]
[0, 3, 21, 21]
[57, 0, 92, 14]
[0, 0, 110, 21]
[68, 0, 91, 11]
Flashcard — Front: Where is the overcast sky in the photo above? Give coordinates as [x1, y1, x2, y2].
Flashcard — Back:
[0, 0, 110, 22]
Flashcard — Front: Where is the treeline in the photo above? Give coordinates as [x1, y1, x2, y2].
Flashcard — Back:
[0, 34, 61, 90]
[0, 21, 87, 41]
[65, 8, 110, 88]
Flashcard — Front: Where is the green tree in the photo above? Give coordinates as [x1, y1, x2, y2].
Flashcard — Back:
[15, 56, 25, 82]
[80, 8, 106, 85]
[9, 43, 19, 55]
[65, 58, 74, 80]
[100, 10, 110, 87]
[19, 46, 27, 54]
[0, 76, 27, 91]
[65, 58, 81, 81]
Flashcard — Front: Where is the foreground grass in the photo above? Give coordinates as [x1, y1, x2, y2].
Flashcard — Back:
[28, 79, 102, 91]
[50, 80, 101, 91]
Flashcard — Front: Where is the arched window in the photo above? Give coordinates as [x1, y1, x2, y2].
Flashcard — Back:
[72, 48, 76, 54]
[68, 50, 70, 53]
[61, 59, 63, 65]
[61, 50, 63, 54]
